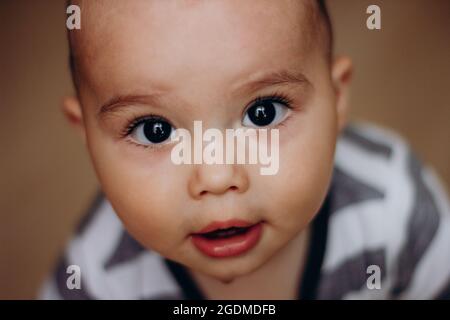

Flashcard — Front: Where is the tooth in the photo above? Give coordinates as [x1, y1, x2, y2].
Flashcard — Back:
[201, 226, 250, 239]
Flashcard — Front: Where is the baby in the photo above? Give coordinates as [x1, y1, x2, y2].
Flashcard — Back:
[40, 0, 449, 299]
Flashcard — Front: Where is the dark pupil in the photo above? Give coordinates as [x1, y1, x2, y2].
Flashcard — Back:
[248, 102, 276, 126]
[143, 120, 171, 143]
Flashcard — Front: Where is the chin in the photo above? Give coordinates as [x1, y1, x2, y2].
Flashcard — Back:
[196, 252, 269, 283]
[203, 268, 244, 284]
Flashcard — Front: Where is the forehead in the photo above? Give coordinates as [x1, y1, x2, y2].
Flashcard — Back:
[72, 0, 318, 98]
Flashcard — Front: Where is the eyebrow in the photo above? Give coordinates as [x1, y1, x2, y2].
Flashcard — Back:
[98, 70, 311, 117]
[98, 93, 164, 117]
[232, 69, 311, 95]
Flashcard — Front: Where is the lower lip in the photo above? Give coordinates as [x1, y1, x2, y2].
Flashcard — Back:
[191, 223, 263, 258]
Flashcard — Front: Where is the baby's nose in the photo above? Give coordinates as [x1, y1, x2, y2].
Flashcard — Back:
[188, 163, 249, 199]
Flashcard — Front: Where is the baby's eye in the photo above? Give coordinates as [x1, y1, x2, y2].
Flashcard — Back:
[242, 97, 291, 128]
[129, 117, 174, 145]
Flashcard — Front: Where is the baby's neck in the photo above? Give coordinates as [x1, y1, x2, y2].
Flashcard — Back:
[189, 227, 310, 300]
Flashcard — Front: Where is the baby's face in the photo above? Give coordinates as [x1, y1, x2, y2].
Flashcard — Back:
[70, 0, 350, 281]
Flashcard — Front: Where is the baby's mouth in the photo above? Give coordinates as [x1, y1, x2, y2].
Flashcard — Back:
[200, 226, 251, 239]
[192, 219, 257, 239]
[191, 219, 263, 258]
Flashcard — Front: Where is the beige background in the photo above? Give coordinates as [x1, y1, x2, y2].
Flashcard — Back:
[0, 0, 449, 299]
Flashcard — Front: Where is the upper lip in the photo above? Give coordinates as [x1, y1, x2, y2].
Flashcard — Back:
[193, 219, 255, 234]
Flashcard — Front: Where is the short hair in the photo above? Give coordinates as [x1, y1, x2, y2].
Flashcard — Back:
[67, 0, 332, 93]
[67, 0, 78, 93]
[317, 0, 333, 58]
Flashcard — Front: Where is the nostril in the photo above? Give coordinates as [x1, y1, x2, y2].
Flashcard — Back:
[199, 186, 238, 197]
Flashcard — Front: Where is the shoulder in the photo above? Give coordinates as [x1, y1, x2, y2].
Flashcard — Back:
[318, 122, 450, 299]
[39, 192, 182, 300]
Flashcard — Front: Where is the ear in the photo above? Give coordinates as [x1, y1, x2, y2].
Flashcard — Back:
[331, 56, 353, 132]
[62, 96, 86, 145]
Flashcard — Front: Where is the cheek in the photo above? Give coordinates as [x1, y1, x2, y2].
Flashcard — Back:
[260, 102, 337, 232]
[87, 136, 190, 252]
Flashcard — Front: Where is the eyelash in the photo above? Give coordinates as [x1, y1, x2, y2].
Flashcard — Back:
[246, 91, 294, 114]
[120, 91, 295, 147]
[121, 114, 170, 138]
[243, 91, 294, 128]
[119, 115, 174, 150]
